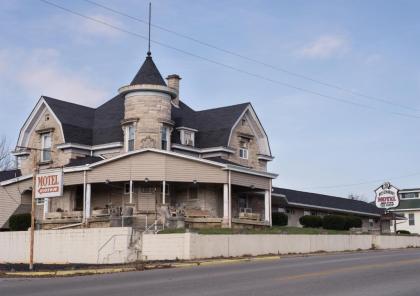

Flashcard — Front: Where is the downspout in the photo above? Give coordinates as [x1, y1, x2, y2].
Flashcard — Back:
[228, 170, 232, 228]
[83, 170, 86, 225]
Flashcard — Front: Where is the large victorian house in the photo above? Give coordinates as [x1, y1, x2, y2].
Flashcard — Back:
[0, 52, 277, 230]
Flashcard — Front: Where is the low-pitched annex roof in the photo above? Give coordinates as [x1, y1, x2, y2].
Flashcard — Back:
[273, 187, 383, 216]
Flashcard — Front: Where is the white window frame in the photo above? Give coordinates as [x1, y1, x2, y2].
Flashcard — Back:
[125, 124, 135, 152]
[181, 130, 195, 147]
[36, 198, 45, 206]
[409, 213, 415, 226]
[41, 133, 52, 162]
[161, 126, 170, 151]
[124, 123, 136, 152]
[239, 140, 249, 159]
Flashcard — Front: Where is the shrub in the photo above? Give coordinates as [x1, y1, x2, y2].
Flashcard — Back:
[345, 216, 363, 229]
[322, 215, 348, 230]
[272, 212, 288, 226]
[396, 230, 410, 235]
[299, 215, 323, 228]
[9, 213, 31, 231]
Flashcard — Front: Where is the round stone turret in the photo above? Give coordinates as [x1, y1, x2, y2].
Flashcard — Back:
[119, 55, 177, 151]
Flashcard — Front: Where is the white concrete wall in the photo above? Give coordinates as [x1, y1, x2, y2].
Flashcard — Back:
[2, 229, 420, 264]
[0, 227, 135, 264]
[141, 233, 420, 261]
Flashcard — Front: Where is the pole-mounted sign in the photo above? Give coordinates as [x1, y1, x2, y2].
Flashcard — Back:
[35, 169, 63, 199]
[375, 182, 399, 210]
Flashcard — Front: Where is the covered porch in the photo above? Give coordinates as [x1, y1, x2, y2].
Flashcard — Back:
[36, 149, 275, 230]
[40, 181, 272, 230]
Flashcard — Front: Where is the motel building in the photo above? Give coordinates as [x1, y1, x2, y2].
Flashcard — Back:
[0, 50, 278, 231]
[388, 187, 420, 234]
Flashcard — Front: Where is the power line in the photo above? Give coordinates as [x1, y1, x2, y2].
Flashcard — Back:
[83, 0, 420, 113]
[39, 0, 420, 120]
[301, 171, 420, 191]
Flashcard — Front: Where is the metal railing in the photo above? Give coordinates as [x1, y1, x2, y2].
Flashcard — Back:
[143, 220, 165, 234]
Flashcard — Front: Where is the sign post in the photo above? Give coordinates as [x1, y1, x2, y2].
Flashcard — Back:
[29, 167, 63, 270]
[375, 182, 400, 234]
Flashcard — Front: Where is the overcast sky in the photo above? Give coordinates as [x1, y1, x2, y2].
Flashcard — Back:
[1, 0, 420, 200]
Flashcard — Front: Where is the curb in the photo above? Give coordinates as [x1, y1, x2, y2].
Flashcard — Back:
[5, 267, 136, 277]
[172, 255, 281, 268]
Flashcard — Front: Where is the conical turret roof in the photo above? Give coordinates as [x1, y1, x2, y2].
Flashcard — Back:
[130, 55, 166, 86]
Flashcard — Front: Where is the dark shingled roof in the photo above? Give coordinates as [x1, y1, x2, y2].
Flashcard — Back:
[172, 102, 250, 148]
[44, 95, 249, 150]
[273, 187, 383, 216]
[0, 169, 21, 182]
[130, 56, 166, 86]
[92, 94, 125, 145]
[65, 156, 103, 167]
[40, 55, 251, 150]
[43, 96, 95, 145]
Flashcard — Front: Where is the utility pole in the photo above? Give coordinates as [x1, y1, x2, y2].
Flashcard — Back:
[29, 150, 38, 270]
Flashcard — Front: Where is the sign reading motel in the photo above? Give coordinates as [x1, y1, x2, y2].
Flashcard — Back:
[35, 170, 63, 199]
[375, 182, 399, 210]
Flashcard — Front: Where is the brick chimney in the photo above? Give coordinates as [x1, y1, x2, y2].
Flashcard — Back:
[166, 74, 181, 107]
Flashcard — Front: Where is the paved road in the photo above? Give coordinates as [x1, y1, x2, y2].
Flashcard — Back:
[2, 249, 420, 296]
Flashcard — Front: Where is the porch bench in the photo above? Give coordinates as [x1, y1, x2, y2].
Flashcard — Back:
[184, 209, 211, 218]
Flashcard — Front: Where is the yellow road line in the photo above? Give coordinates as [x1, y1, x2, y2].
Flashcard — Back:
[277, 258, 420, 282]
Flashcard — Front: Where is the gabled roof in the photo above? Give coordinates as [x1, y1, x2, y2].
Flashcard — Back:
[43, 96, 95, 145]
[0, 169, 21, 182]
[130, 56, 166, 86]
[273, 187, 383, 216]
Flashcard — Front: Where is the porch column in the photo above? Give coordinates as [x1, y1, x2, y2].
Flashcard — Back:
[264, 188, 271, 226]
[223, 183, 230, 227]
[129, 180, 133, 204]
[162, 180, 166, 204]
[43, 198, 49, 219]
[85, 183, 91, 219]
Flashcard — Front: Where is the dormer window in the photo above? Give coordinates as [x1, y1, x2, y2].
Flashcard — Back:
[125, 124, 135, 152]
[161, 126, 170, 151]
[178, 127, 196, 147]
[41, 133, 52, 162]
[239, 140, 249, 159]
[183, 130, 195, 146]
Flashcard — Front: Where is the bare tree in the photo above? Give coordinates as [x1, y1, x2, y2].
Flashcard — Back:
[0, 136, 13, 171]
[348, 193, 371, 203]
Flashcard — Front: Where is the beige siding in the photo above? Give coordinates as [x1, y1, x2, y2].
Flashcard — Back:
[86, 152, 227, 184]
[164, 156, 226, 183]
[64, 172, 84, 186]
[230, 171, 270, 190]
[0, 179, 32, 228]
